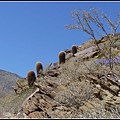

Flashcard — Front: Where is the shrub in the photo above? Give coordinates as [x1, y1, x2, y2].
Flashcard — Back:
[54, 81, 94, 108]
[54, 61, 95, 108]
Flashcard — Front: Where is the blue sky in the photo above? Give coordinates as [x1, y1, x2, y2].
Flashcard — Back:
[0, 1, 120, 77]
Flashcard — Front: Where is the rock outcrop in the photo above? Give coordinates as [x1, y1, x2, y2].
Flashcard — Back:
[11, 70, 120, 118]
[5, 33, 120, 118]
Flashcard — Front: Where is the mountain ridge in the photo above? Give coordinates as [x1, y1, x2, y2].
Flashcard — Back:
[0, 69, 23, 96]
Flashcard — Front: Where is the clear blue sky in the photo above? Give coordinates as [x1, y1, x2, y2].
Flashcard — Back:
[0, 1, 120, 77]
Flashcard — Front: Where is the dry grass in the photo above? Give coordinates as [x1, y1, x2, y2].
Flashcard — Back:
[79, 103, 120, 118]
[54, 81, 95, 108]
[0, 86, 36, 117]
[54, 60, 95, 109]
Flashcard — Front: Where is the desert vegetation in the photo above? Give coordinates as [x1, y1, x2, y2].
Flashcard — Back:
[0, 8, 119, 118]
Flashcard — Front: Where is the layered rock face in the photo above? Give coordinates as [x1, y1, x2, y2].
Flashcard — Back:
[12, 64, 120, 118]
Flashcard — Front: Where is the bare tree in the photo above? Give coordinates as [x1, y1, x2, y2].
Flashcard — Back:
[65, 8, 120, 70]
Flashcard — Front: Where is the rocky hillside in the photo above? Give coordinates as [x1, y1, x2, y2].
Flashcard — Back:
[0, 33, 120, 118]
[0, 69, 23, 97]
